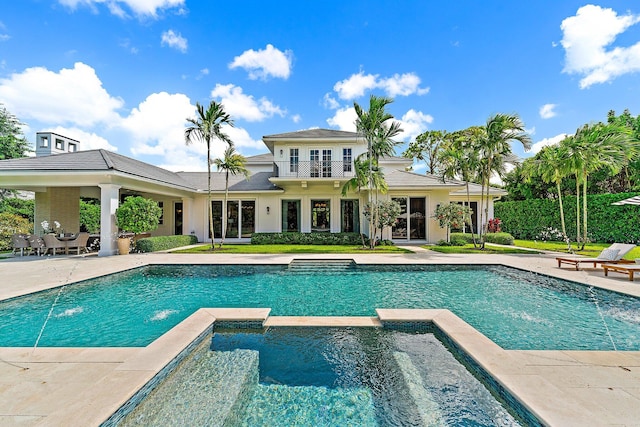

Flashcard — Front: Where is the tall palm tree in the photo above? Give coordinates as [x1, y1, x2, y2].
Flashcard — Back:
[213, 146, 250, 247]
[184, 101, 234, 250]
[477, 113, 531, 248]
[439, 127, 482, 246]
[353, 95, 402, 248]
[567, 123, 637, 248]
[530, 143, 572, 250]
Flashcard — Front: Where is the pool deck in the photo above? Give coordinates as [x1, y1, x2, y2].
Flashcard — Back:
[2, 249, 640, 426]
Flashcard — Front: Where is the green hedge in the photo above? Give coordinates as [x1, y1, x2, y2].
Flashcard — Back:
[450, 232, 514, 245]
[0, 212, 31, 251]
[251, 232, 365, 245]
[135, 235, 198, 253]
[494, 192, 640, 243]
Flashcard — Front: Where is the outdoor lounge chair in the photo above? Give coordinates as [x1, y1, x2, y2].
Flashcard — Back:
[27, 234, 46, 256]
[11, 234, 30, 256]
[43, 234, 68, 256]
[556, 243, 636, 270]
[65, 232, 89, 254]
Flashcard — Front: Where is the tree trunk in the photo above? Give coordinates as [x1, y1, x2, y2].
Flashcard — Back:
[582, 178, 588, 250]
[465, 183, 478, 248]
[556, 181, 571, 252]
[220, 171, 229, 247]
[207, 143, 215, 251]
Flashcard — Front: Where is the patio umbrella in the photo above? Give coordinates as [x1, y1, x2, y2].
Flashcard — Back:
[612, 196, 640, 206]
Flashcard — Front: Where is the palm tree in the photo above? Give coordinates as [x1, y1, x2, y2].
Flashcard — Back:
[353, 95, 402, 248]
[567, 123, 638, 248]
[213, 146, 250, 247]
[529, 143, 572, 250]
[477, 113, 531, 248]
[184, 101, 234, 250]
[439, 127, 482, 246]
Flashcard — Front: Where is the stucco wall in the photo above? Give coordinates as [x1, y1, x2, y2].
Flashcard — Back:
[35, 187, 81, 235]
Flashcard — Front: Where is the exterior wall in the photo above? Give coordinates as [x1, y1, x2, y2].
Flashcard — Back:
[35, 187, 81, 235]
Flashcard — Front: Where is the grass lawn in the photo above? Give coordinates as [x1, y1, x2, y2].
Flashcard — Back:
[173, 244, 412, 254]
[513, 240, 640, 260]
[426, 244, 540, 254]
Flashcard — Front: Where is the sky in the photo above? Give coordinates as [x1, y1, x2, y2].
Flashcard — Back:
[1, 0, 640, 172]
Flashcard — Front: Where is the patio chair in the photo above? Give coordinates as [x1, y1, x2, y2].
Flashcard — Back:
[65, 232, 90, 254]
[43, 234, 67, 256]
[556, 243, 636, 270]
[27, 235, 46, 256]
[11, 234, 30, 256]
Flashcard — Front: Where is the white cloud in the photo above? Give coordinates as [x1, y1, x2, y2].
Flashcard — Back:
[323, 93, 340, 110]
[58, 0, 185, 18]
[229, 44, 293, 80]
[333, 71, 429, 100]
[161, 30, 187, 53]
[210, 83, 286, 122]
[530, 133, 569, 155]
[397, 109, 433, 142]
[334, 72, 378, 100]
[326, 106, 357, 131]
[0, 62, 123, 127]
[121, 92, 194, 157]
[561, 5, 640, 88]
[539, 103, 557, 119]
[291, 114, 301, 123]
[45, 126, 117, 151]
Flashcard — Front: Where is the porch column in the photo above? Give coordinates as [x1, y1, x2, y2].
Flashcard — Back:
[98, 184, 121, 256]
[181, 197, 194, 238]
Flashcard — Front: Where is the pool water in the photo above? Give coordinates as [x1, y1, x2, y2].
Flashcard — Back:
[2, 264, 640, 350]
[117, 328, 525, 426]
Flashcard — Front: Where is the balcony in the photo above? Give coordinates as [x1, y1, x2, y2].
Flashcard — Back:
[273, 161, 355, 179]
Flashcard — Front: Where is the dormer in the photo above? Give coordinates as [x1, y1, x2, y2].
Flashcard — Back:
[35, 132, 80, 157]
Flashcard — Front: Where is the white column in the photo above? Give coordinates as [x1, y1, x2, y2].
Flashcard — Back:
[182, 197, 194, 239]
[98, 184, 121, 256]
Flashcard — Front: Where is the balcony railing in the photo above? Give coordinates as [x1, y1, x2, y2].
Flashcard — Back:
[274, 161, 355, 179]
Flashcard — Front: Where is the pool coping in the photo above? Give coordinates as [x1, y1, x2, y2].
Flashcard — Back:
[2, 252, 640, 426]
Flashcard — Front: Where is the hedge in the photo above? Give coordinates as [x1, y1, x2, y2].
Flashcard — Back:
[450, 232, 515, 245]
[251, 232, 365, 245]
[135, 235, 198, 253]
[494, 192, 640, 243]
[0, 212, 31, 251]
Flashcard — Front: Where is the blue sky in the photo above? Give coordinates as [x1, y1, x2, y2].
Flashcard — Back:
[1, 1, 640, 172]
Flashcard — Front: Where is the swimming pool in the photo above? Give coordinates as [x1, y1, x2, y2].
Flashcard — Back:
[115, 327, 527, 426]
[2, 263, 640, 350]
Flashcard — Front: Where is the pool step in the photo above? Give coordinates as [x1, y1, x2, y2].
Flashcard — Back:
[393, 351, 445, 427]
[288, 259, 356, 273]
[239, 384, 377, 426]
[119, 349, 259, 427]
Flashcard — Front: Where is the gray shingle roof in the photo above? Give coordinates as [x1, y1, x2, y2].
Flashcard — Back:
[263, 128, 358, 139]
[176, 171, 282, 192]
[0, 150, 195, 190]
[384, 169, 465, 188]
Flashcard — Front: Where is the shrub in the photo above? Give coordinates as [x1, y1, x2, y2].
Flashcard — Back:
[135, 235, 198, 253]
[450, 232, 475, 243]
[116, 196, 162, 235]
[450, 238, 468, 246]
[437, 239, 452, 246]
[0, 212, 31, 250]
[484, 232, 514, 245]
[251, 232, 364, 245]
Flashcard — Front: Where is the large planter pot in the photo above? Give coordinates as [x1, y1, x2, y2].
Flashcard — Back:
[117, 237, 131, 255]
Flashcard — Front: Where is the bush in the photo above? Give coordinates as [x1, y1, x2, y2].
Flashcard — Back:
[437, 239, 452, 246]
[135, 235, 198, 253]
[450, 232, 475, 243]
[116, 196, 162, 235]
[0, 212, 31, 250]
[484, 232, 514, 245]
[251, 232, 364, 245]
[495, 192, 640, 243]
[450, 238, 468, 246]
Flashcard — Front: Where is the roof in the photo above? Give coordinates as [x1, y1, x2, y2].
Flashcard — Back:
[263, 128, 358, 139]
[244, 153, 274, 164]
[0, 149, 196, 190]
[176, 171, 283, 192]
[384, 169, 465, 189]
[449, 181, 508, 196]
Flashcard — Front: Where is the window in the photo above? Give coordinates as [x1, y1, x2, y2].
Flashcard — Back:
[290, 148, 299, 173]
[282, 200, 300, 232]
[343, 148, 352, 173]
[40, 136, 49, 147]
[409, 197, 426, 239]
[341, 200, 359, 233]
[158, 201, 164, 225]
[210, 201, 223, 238]
[310, 149, 320, 177]
[55, 139, 64, 150]
[68, 143, 77, 152]
[322, 149, 332, 177]
[241, 201, 255, 237]
[311, 200, 330, 232]
[226, 201, 239, 238]
[392, 197, 408, 239]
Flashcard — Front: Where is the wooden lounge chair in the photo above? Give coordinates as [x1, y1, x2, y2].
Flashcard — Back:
[603, 264, 640, 281]
[556, 243, 636, 270]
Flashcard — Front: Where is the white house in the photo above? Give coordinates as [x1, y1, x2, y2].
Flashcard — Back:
[0, 129, 505, 255]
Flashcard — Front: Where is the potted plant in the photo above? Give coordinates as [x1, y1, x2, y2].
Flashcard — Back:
[115, 196, 162, 255]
